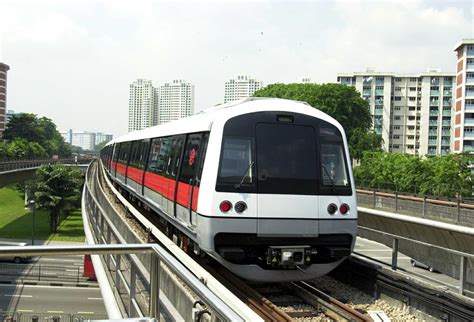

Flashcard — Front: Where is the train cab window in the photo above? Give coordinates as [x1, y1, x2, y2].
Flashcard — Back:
[180, 133, 203, 183]
[217, 137, 255, 190]
[319, 124, 351, 195]
[256, 123, 317, 195]
[196, 133, 209, 187]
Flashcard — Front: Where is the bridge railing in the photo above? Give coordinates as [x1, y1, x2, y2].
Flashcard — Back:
[0, 158, 93, 172]
[82, 161, 246, 321]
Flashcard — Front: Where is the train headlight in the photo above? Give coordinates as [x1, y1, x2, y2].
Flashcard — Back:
[219, 201, 232, 213]
[327, 203, 337, 215]
[234, 201, 247, 213]
[339, 203, 349, 215]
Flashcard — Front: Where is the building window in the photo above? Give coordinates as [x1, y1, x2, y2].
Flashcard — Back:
[394, 96, 402, 101]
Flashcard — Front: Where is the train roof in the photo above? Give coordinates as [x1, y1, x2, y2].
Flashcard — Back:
[106, 97, 343, 146]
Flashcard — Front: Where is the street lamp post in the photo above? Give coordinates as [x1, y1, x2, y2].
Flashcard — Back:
[28, 199, 36, 245]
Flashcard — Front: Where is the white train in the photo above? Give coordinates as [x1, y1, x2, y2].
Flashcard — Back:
[101, 98, 357, 282]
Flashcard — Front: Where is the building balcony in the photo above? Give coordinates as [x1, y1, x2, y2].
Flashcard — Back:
[375, 89, 384, 95]
[374, 109, 383, 116]
[363, 90, 372, 96]
[466, 104, 474, 112]
[441, 140, 450, 145]
[443, 100, 452, 107]
[428, 149, 437, 155]
[441, 149, 450, 155]
[464, 131, 474, 138]
[375, 100, 384, 105]
[467, 64, 474, 71]
[467, 49, 474, 56]
[430, 100, 439, 106]
[442, 110, 451, 116]
[443, 91, 452, 97]
[376, 80, 384, 86]
[429, 120, 438, 126]
[466, 77, 474, 85]
[465, 118, 474, 125]
[431, 80, 440, 86]
[428, 139, 438, 145]
[464, 145, 474, 151]
[374, 127, 382, 134]
[442, 130, 451, 136]
[428, 130, 437, 135]
[430, 90, 440, 96]
[429, 111, 438, 116]
[442, 120, 451, 126]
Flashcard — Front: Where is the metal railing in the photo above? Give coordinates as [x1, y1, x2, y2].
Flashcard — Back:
[83, 162, 245, 321]
[0, 312, 107, 322]
[357, 189, 474, 226]
[356, 226, 474, 296]
[0, 262, 85, 282]
[0, 158, 93, 173]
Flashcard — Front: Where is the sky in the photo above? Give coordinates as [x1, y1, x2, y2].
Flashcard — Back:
[0, 0, 472, 138]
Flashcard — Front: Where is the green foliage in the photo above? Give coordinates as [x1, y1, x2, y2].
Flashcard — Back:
[94, 140, 110, 152]
[349, 129, 383, 161]
[254, 83, 372, 135]
[354, 152, 473, 198]
[3, 113, 71, 159]
[33, 164, 84, 233]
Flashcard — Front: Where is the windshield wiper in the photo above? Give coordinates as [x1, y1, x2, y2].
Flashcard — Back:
[322, 164, 336, 189]
[234, 162, 254, 189]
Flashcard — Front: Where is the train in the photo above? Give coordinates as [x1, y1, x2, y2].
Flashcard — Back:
[100, 97, 357, 282]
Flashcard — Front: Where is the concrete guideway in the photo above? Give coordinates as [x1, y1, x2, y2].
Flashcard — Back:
[358, 206, 474, 294]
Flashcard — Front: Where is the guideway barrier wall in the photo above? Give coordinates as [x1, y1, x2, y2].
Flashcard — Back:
[357, 207, 474, 295]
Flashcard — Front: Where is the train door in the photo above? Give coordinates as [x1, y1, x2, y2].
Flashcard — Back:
[255, 122, 319, 237]
[176, 133, 208, 228]
[165, 136, 184, 217]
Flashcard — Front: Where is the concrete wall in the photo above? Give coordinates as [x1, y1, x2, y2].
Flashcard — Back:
[358, 207, 474, 291]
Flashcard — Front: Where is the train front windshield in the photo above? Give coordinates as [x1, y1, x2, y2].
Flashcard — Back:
[216, 112, 352, 195]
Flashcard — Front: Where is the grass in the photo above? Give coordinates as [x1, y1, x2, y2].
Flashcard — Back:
[0, 187, 85, 242]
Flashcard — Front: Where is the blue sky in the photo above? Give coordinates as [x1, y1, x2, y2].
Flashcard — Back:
[0, 0, 472, 137]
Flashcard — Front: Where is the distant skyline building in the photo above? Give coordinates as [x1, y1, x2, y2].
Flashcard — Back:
[61, 129, 113, 151]
[0, 62, 10, 139]
[338, 68, 455, 156]
[453, 39, 474, 153]
[158, 79, 194, 124]
[224, 75, 263, 103]
[128, 79, 159, 132]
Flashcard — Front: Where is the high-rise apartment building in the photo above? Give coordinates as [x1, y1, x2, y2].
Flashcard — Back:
[0, 62, 10, 139]
[158, 80, 194, 124]
[224, 75, 263, 103]
[338, 69, 455, 156]
[453, 39, 474, 153]
[128, 79, 159, 132]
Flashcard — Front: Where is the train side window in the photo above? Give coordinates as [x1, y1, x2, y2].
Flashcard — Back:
[129, 141, 140, 168]
[118, 142, 131, 164]
[196, 133, 209, 187]
[167, 136, 184, 178]
[147, 138, 162, 174]
[137, 140, 150, 170]
[179, 133, 203, 183]
[113, 144, 120, 163]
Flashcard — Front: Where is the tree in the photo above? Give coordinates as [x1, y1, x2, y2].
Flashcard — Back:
[253, 83, 372, 136]
[33, 164, 83, 233]
[354, 151, 473, 198]
[94, 140, 111, 152]
[349, 129, 383, 161]
[6, 138, 48, 159]
[3, 113, 71, 158]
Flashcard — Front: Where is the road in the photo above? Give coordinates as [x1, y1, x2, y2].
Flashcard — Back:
[0, 284, 106, 315]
